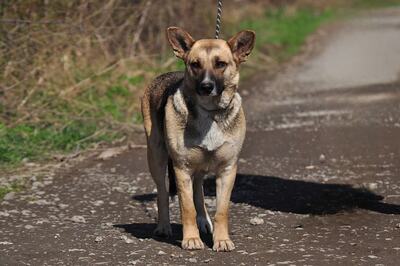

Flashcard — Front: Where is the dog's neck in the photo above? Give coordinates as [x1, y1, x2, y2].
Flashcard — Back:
[172, 82, 242, 128]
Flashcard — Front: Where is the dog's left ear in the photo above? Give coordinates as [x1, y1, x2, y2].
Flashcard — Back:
[166, 27, 195, 60]
[228, 30, 256, 64]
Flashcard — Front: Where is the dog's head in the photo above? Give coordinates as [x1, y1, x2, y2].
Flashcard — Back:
[166, 27, 255, 110]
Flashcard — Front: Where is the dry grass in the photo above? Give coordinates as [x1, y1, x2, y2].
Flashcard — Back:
[0, 0, 275, 165]
[0, 1, 274, 126]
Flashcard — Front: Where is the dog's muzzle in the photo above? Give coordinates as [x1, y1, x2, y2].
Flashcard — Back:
[198, 80, 217, 96]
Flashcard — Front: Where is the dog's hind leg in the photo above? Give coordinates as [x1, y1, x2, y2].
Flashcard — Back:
[194, 173, 213, 234]
[147, 143, 171, 238]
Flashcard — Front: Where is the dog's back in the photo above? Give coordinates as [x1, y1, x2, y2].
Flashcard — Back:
[141, 71, 184, 138]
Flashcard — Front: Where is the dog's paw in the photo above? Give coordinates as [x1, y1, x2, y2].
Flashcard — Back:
[213, 239, 235, 252]
[153, 223, 172, 238]
[181, 237, 204, 250]
[196, 215, 213, 234]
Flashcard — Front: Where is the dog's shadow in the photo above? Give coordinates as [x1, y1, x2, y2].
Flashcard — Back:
[113, 223, 180, 248]
[113, 223, 213, 248]
[116, 174, 400, 246]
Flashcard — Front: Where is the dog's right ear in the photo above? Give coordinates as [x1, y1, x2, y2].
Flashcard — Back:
[166, 27, 195, 60]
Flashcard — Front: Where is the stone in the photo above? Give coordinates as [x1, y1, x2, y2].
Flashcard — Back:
[3, 192, 15, 201]
[250, 217, 264, 225]
[70, 215, 86, 223]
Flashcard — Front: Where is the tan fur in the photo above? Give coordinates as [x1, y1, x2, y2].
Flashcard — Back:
[141, 27, 255, 251]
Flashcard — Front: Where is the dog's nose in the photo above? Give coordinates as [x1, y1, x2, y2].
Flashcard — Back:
[200, 81, 215, 95]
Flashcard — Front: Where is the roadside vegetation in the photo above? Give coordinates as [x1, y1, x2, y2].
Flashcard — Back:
[1, 0, 400, 176]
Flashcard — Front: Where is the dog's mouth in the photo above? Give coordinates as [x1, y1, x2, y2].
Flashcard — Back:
[197, 90, 234, 111]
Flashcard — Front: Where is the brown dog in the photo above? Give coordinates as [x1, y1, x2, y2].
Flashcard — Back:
[141, 27, 255, 251]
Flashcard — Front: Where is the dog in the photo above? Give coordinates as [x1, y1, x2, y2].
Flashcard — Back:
[141, 27, 255, 251]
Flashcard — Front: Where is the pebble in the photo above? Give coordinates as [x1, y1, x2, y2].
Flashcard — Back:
[157, 250, 166, 255]
[188, 258, 197, 263]
[21, 210, 31, 216]
[68, 248, 86, 252]
[305, 165, 315, 170]
[3, 192, 15, 201]
[58, 203, 69, 209]
[120, 235, 134, 244]
[319, 154, 326, 163]
[32, 181, 44, 189]
[33, 199, 52, 205]
[0, 211, 10, 217]
[70, 215, 86, 223]
[93, 200, 104, 206]
[110, 168, 116, 173]
[24, 225, 34, 230]
[112, 187, 124, 192]
[368, 183, 378, 190]
[250, 217, 264, 225]
[95, 236, 103, 242]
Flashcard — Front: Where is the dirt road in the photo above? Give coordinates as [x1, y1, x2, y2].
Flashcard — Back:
[1, 8, 400, 266]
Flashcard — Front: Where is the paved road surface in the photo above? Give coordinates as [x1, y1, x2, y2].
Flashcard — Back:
[1, 8, 400, 266]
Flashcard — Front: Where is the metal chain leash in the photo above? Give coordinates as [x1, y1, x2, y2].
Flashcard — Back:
[215, 0, 223, 39]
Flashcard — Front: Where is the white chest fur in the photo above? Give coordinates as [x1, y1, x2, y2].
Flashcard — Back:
[196, 115, 225, 151]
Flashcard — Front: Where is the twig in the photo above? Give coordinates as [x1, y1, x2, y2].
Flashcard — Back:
[76, 129, 105, 144]
[161, 57, 177, 68]
[0, 19, 66, 25]
[17, 86, 38, 110]
[130, 0, 152, 56]
[2, 76, 29, 91]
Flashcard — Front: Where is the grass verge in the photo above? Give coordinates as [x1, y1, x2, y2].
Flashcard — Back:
[237, 8, 335, 62]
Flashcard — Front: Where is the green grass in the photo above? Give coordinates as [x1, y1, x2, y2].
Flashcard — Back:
[0, 121, 117, 165]
[0, 186, 12, 200]
[351, 0, 400, 8]
[238, 8, 335, 62]
[0, 73, 144, 167]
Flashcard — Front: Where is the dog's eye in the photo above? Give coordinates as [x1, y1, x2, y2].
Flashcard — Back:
[190, 61, 201, 69]
[215, 61, 227, 69]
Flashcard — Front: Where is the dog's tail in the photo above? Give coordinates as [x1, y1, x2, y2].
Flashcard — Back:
[168, 158, 177, 197]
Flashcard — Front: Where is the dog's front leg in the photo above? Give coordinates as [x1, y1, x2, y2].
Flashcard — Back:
[213, 163, 237, 252]
[174, 167, 204, 250]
